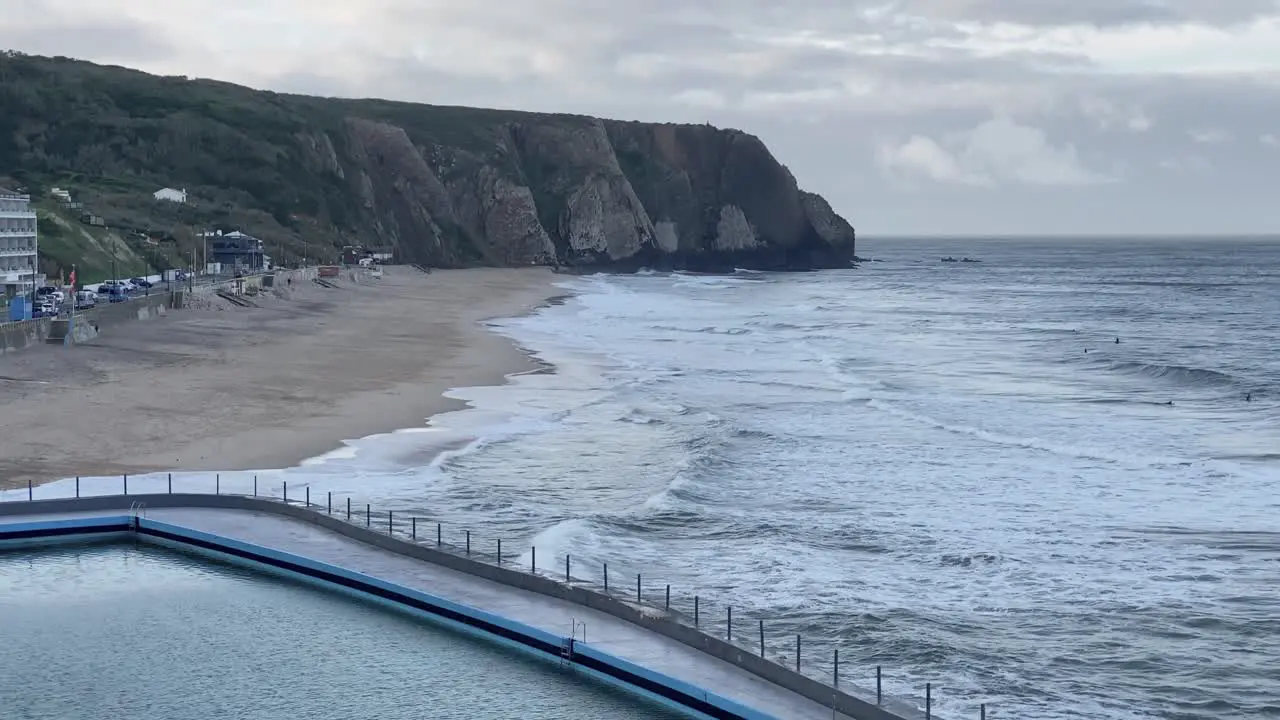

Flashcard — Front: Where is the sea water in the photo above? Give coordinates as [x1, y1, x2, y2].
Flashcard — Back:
[13, 238, 1280, 719]
[0, 542, 680, 720]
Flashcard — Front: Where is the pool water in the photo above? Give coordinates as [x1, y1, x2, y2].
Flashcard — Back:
[0, 541, 683, 720]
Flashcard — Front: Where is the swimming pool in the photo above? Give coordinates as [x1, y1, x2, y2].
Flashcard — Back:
[0, 541, 684, 720]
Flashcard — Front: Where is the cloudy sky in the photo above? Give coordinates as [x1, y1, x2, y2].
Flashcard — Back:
[4, 0, 1279, 235]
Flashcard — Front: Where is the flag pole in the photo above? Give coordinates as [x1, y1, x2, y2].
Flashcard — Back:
[68, 263, 76, 341]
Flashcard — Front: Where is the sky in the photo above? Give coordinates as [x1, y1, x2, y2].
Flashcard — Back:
[2, 0, 1279, 236]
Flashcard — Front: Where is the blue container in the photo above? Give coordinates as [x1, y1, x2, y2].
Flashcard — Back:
[8, 297, 30, 321]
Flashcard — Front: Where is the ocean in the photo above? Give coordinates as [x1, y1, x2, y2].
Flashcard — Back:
[427, 237, 1280, 719]
[14, 237, 1280, 719]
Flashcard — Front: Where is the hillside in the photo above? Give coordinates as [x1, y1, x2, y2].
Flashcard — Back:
[0, 52, 856, 275]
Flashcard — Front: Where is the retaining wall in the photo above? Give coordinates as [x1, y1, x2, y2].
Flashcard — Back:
[0, 317, 51, 354]
[81, 292, 173, 326]
[0, 512, 765, 720]
[0, 292, 176, 353]
[0, 494, 922, 720]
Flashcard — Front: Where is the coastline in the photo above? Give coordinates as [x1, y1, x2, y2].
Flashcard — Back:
[0, 266, 566, 491]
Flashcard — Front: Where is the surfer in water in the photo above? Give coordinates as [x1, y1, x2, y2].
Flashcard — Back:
[1115, 337, 1120, 344]
[1246, 392, 1252, 402]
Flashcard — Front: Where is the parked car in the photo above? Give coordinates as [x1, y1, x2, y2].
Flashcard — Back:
[130, 277, 153, 289]
[74, 290, 97, 310]
[36, 286, 65, 303]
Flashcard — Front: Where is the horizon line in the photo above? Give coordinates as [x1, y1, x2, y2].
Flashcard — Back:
[859, 233, 1280, 240]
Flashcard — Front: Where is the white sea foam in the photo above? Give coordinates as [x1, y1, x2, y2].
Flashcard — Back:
[16, 239, 1280, 720]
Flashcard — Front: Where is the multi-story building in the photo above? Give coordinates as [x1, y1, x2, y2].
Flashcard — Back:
[208, 230, 266, 271]
[0, 189, 41, 299]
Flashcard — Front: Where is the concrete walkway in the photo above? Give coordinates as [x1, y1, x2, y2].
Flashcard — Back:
[4, 506, 860, 720]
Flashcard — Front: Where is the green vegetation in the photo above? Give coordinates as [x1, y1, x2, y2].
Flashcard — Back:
[34, 203, 152, 284]
[0, 51, 576, 275]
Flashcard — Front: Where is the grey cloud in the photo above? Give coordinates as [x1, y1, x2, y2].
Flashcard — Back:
[0, 0, 175, 63]
[2, 0, 1279, 234]
[891, 0, 1280, 27]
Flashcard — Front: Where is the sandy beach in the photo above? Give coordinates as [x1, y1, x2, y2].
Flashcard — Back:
[0, 266, 560, 490]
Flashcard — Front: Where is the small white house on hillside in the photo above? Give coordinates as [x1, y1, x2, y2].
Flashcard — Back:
[153, 187, 187, 203]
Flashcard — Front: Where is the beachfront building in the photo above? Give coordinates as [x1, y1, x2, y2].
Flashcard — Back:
[209, 230, 266, 271]
[0, 189, 42, 299]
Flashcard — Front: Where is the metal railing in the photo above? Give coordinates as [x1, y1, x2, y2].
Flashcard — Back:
[3, 474, 996, 720]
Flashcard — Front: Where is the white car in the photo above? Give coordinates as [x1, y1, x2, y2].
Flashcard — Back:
[36, 287, 65, 304]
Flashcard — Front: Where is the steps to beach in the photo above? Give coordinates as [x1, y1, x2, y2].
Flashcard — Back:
[215, 290, 257, 308]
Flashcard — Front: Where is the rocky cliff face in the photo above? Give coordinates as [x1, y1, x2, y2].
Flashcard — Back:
[0, 53, 855, 272]
[330, 116, 856, 271]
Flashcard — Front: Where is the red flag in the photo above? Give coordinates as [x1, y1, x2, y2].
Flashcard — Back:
[69, 269, 76, 291]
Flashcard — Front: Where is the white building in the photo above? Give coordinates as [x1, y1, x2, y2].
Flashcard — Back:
[0, 189, 41, 299]
[153, 187, 187, 203]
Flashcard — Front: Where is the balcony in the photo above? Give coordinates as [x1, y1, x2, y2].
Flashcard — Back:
[0, 247, 36, 257]
[0, 270, 36, 284]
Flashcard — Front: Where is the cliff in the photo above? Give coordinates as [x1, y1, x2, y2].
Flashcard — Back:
[0, 52, 855, 273]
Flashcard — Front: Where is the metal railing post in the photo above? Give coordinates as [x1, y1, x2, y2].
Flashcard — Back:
[531, 546, 536, 573]
[346, 497, 351, 520]
[305, 486, 310, 507]
[388, 510, 393, 534]
[437, 523, 441, 547]
[412, 517, 417, 540]
[603, 563, 609, 592]
[282, 481, 287, 503]
[327, 492, 331, 514]
[981, 703, 986, 719]
[876, 666, 882, 705]
[926, 683, 932, 719]
[365, 504, 370, 527]
[833, 648, 839, 687]
[123, 474, 128, 495]
[215, 474, 220, 495]
[466, 530, 470, 555]
[795, 634, 801, 672]
[566, 554, 571, 582]
[759, 619, 764, 657]
[497, 538, 502, 565]
[167, 473, 172, 494]
[694, 596, 699, 627]
[727, 606, 732, 640]
[253, 475, 257, 496]
[27, 479, 32, 501]
[75, 476, 79, 498]
[636, 573, 641, 603]
[665, 584, 670, 610]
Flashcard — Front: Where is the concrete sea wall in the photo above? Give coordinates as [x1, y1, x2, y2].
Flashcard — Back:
[0, 318, 51, 354]
[0, 494, 922, 720]
[0, 292, 176, 353]
[0, 512, 767, 720]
